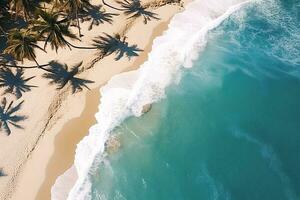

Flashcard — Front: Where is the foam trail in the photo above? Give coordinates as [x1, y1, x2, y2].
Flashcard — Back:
[52, 0, 252, 199]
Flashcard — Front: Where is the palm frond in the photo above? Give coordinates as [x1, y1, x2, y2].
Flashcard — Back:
[4, 28, 44, 63]
[33, 9, 78, 51]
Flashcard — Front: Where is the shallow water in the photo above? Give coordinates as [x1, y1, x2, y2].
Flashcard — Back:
[89, 0, 300, 199]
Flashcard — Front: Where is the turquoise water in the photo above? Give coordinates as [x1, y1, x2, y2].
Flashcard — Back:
[90, 1, 300, 199]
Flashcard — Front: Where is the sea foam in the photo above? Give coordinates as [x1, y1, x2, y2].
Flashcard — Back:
[52, 0, 252, 199]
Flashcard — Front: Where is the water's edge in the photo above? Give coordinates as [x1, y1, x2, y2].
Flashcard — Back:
[53, 0, 253, 199]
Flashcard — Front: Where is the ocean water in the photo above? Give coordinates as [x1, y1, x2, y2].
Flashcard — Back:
[86, 0, 300, 199]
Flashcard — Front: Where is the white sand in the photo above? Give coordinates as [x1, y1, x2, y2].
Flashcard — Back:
[0, 0, 188, 199]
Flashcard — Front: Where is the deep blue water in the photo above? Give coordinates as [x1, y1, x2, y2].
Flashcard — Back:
[90, 0, 300, 199]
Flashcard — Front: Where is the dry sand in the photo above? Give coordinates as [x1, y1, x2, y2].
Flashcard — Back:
[0, 0, 188, 199]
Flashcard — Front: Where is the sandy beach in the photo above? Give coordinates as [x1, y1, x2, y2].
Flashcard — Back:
[0, 0, 188, 199]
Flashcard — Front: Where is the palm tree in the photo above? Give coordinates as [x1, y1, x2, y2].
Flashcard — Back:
[0, 0, 10, 37]
[33, 9, 96, 51]
[117, 0, 159, 24]
[43, 61, 94, 93]
[0, 68, 36, 98]
[9, 0, 35, 21]
[0, 97, 26, 135]
[64, 0, 92, 37]
[0, 0, 9, 13]
[4, 29, 48, 69]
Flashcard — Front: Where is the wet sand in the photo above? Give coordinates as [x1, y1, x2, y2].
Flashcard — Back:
[35, 20, 173, 200]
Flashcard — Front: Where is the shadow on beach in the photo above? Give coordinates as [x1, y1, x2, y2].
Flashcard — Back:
[0, 168, 6, 177]
[43, 61, 94, 93]
[80, 5, 119, 30]
[93, 33, 143, 60]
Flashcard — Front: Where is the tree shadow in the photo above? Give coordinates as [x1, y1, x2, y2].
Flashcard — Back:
[43, 61, 94, 93]
[117, 0, 160, 24]
[0, 53, 18, 65]
[0, 97, 27, 136]
[80, 5, 119, 30]
[0, 168, 6, 176]
[0, 68, 36, 99]
[93, 33, 142, 60]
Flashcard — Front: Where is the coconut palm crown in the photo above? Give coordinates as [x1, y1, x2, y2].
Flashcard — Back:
[9, 0, 36, 21]
[4, 29, 45, 66]
[64, 0, 93, 36]
[33, 9, 78, 51]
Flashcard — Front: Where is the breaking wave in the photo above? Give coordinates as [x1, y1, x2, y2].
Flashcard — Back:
[52, 0, 252, 199]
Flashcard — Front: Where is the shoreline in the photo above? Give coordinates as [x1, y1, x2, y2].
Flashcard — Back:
[36, 20, 173, 200]
[5, 3, 186, 199]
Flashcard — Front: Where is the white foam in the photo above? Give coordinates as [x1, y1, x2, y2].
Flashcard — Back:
[52, 0, 252, 199]
[51, 165, 78, 200]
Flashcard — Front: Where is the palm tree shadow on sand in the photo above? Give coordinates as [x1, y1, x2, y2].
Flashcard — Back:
[117, 0, 160, 24]
[93, 33, 143, 60]
[43, 61, 94, 93]
[0, 67, 36, 99]
[0, 54, 18, 66]
[80, 5, 119, 30]
[0, 97, 27, 136]
[0, 168, 6, 176]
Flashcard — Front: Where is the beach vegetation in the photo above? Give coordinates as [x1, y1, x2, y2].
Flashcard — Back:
[0, 0, 10, 36]
[63, 0, 94, 37]
[0, 0, 158, 135]
[32, 9, 97, 50]
[4, 28, 47, 69]
[8, 0, 36, 22]
[33, 9, 80, 51]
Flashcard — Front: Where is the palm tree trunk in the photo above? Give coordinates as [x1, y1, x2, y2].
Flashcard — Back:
[76, 10, 82, 37]
[24, 13, 28, 22]
[32, 57, 53, 72]
[101, 0, 126, 11]
[1, 54, 49, 70]
[1, 63, 47, 69]
[65, 40, 97, 50]
[32, 57, 40, 68]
